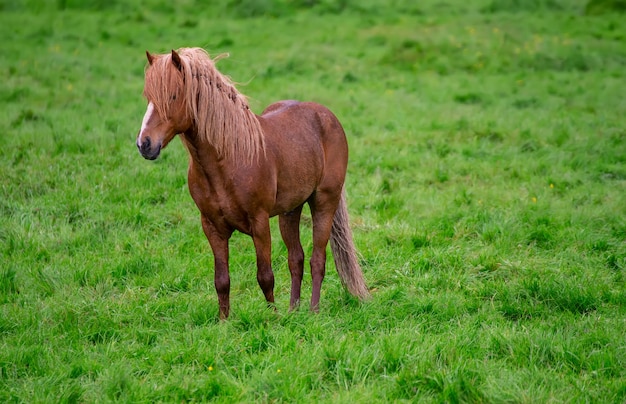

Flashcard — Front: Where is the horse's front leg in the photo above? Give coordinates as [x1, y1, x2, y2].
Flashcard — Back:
[251, 214, 275, 308]
[201, 215, 232, 319]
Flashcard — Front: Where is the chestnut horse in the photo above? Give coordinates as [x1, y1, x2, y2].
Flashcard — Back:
[136, 47, 368, 319]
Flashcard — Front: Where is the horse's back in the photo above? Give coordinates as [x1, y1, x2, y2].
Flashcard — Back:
[261, 100, 301, 116]
[261, 100, 348, 153]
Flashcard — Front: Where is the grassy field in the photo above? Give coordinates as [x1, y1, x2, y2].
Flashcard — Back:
[1, 0, 625, 402]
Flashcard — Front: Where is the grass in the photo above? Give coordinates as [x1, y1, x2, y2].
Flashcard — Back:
[1, 0, 625, 402]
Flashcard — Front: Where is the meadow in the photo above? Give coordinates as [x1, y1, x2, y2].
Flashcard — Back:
[1, 0, 625, 402]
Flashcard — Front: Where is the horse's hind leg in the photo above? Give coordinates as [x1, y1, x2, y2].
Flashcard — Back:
[251, 214, 276, 308]
[308, 192, 342, 312]
[279, 205, 305, 310]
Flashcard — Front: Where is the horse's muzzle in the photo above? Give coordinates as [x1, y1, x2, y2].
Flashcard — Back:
[137, 137, 161, 160]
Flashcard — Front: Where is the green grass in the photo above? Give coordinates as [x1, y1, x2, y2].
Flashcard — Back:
[1, 0, 625, 402]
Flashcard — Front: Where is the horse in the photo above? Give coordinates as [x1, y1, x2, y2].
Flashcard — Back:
[136, 47, 369, 319]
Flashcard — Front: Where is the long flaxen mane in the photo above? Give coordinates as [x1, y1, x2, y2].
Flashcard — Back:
[144, 47, 265, 162]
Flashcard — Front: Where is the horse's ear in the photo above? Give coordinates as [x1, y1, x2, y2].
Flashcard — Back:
[146, 50, 155, 65]
[171, 49, 183, 71]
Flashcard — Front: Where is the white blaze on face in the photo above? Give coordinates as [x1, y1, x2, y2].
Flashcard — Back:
[137, 102, 155, 145]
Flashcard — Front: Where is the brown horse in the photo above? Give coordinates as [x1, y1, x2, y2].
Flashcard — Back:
[136, 47, 368, 319]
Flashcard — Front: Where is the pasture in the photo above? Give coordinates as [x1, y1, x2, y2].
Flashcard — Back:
[1, 0, 625, 402]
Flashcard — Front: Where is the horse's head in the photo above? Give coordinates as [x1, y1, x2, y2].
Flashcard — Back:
[136, 50, 191, 160]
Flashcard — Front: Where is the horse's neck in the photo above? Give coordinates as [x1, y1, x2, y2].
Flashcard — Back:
[181, 131, 222, 170]
[182, 131, 235, 200]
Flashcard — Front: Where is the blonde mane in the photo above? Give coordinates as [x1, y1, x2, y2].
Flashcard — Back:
[144, 47, 264, 162]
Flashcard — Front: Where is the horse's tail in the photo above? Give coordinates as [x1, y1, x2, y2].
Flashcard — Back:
[330, 188, 370, 300]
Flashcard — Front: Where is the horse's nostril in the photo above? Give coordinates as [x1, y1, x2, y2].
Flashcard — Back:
[138, 137, 161, 160]
[140, 138, 151, 153]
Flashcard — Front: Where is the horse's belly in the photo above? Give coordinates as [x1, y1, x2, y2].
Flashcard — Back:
[271, 156, 323, 216]
[271, 176, 318, 216]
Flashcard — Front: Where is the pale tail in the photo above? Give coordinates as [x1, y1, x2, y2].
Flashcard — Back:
[330, 189, 370, 299]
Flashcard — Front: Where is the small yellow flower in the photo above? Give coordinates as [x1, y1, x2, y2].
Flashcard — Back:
[532, 197, 537, 203]
[277, 369, 282, 373]
[550, 184, 554, 189]
[208, 366, 213, 371]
